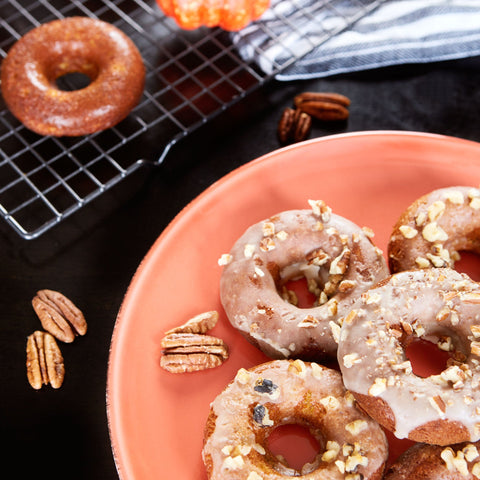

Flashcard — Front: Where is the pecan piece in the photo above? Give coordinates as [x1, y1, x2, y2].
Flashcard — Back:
[324, 247, 351, 296]
[160, 332, 229, 373]
[32, 289, 87, 343]
[26, 331, 65, 389]
[164, 310, 218, 335]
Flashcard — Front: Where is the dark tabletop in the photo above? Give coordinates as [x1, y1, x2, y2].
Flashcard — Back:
[2, 55, 480, 479]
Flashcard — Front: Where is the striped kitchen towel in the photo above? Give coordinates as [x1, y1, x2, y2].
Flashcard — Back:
[231, 0, 480, 80]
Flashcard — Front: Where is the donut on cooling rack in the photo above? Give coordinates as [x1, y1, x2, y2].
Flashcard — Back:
[202, 360, 388, 479]
[219, 200, 389, 360]
[338, 267, 480, 446]
[0, 17, 145, 136]
[384, 441, 480, 480]
[388, 186, 480, 273]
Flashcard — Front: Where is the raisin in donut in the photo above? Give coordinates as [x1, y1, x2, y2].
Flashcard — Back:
[219, 200, 389, 360]
[384, 441, 480, 479]
[202, 360, 388, 479]
[338, 267, 480, 446]
[388, 186, 480, 273]
[1, 17, 145, 136]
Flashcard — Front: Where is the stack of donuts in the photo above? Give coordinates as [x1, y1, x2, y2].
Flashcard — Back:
[203, 186, 480, 480]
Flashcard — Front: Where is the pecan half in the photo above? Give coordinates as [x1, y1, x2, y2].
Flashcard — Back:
[293, 109, 312, 143]
[26, 331, 65, 389]
[294, 91, 351, 108]
[278, 107, 312, 145]
[32, 289, 87, 343]
[164, 310, 218, 335]
[294, 91, 350, 121]
[277, 107, 296, 144]
[296, 100, 349, 121]
[160, 353, 224, 373]
[160, 332, 229, 373]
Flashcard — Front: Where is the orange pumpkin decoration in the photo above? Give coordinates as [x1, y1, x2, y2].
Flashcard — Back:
[156, 0, 270, 31]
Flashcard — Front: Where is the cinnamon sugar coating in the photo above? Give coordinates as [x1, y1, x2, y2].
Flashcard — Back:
[1, 17, 145, 136]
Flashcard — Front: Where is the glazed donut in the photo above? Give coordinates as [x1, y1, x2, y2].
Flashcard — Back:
[384, 441, 480, 480]
[0, 17, 145, 136]
[337, 267, 480, 446]
[388, 186, 480, 273]
[202, 360, 388, 479]
[219, 200, 389, 360]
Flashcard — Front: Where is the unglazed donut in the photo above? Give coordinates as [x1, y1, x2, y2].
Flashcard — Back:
[338, 267, 480, 446]
[202, 360, 388, 479]
[388, 186, 480, 273]
[1, 17, 145, 136]
[384, 441, 480, 480]
[219, 200, 389, 360]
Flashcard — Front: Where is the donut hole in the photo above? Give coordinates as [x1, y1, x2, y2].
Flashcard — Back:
[47, 56, 99, 92]
[55, 72, 92, 91]
[283, 278, 318, 308]
[280, 263, 331, 309]
[405, 338, 452, 378]
[266, 423, 322, 473]
[453, 250, 480, 281]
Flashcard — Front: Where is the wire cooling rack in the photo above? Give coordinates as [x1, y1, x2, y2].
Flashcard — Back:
[0, 0, 384, 239]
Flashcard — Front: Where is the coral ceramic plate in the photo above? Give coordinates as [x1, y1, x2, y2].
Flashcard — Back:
[107, 131, 480, 480]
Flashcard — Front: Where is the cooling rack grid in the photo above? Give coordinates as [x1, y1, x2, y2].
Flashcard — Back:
[0, 0, 384, 239]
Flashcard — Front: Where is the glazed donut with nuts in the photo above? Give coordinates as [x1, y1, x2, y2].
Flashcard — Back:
[338, 267, 480, 446]
[219, 200, 389, 361]
[388, 186, 480, 273]
[1, 17, 145, 136]
[202, 360, 388, 480]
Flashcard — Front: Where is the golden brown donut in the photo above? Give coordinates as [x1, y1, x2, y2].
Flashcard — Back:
[384, 441, 480, 480]
[338, 267, 480, 446]
[202, 360, 388, 479]
[1, 17, 145, 136]
[388, 186, 480, 273]
[219, 200, 389, 360]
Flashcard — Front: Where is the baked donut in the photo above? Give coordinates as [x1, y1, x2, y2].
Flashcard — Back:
[0, 17, 145, 136]
[337, 267, 480, 446]
[202, 359, 388, 479]
[384, 441, 480, 480]
[388, 186, 480, 273]
[219, 200, 389, 360]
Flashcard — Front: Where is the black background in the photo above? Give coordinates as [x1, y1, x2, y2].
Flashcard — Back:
[1, 56, 480, 479]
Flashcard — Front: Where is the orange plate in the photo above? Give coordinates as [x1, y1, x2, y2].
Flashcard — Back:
[107, 131, 480, 479]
